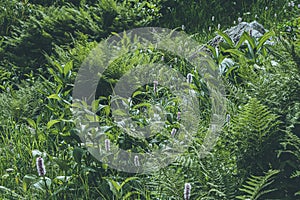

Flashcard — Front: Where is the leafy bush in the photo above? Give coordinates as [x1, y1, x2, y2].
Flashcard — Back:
[0, 82, 45, 124]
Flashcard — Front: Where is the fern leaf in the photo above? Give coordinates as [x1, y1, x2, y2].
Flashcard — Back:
[236, 169, 279, 200]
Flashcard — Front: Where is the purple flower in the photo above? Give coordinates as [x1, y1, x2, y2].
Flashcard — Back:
[249, 29, 253, 36]
[177, 112, 181, 121]
[134, 155, 140, 167]
[36, 157, 46, 176]
[226, 114, 231, 123]
[186, 73, 193, 84]
[171, 128, 177, 137]
[291, 1, 295, 7]
[153, 81, 158, 93]
[105, 139, 110, 151]
[184, 183, 191, 200]
[288, 1, 295, 7]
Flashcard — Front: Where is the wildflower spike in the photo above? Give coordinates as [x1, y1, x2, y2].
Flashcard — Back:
[186, 73, 193, 84]
[36, 157, 46, 176]
[171, 128, 177, 137]
[153, 80, 158, 93]
[105, 139, 110, 151]
[184, 183, 191, 200]
[134, 155, 140, 167]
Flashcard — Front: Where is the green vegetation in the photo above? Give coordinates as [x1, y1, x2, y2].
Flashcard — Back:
[0, 0, 299, 199]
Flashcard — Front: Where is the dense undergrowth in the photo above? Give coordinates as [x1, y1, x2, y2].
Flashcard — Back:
[0, 0, 299, 199]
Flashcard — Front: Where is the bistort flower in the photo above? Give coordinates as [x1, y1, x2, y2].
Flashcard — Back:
[36, 157, 46, 176]
[134, 155, 140, 167]
[105, 139, 110, 151]
[184, 183, 191, 200]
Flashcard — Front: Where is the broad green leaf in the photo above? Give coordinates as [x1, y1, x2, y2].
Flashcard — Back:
[224, 49, 245, 57]
[47, 119, 61, 129]
[53, 61, 63, 75]
[106, 179, 121, 193]
[26, 118, 37, 129]
[120, 177, 138, 188]
[217, 30, 234, 47]
[236, 32, 248, 49]
[47, 94, 61, 100]
[219, 41, 233, 51]
[32, 177, 51, 191]
[63, 60, 73, 77]
[23, 174, 37, 184]
[73, 147, 84, 164]
[53, 158, 70, 171]
[23, 175, 37, 191]
[123, 191, 141, 199]
[112, 109, 127, 117]
[91, 99, 100, 112]
[243, 32, 256, 51]
[54, 176, 71, 184]
[257, 30, 275, 51]
[132, 90, 144, 98]
[133, 102, 151, 109]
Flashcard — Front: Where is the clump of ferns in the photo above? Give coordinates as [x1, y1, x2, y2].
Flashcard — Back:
[227, 98, 280, 178]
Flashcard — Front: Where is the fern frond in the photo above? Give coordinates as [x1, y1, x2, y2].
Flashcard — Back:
[278, 131, 300, 161]
[230, 98, 279, 159]
[236, 169, 279, 200]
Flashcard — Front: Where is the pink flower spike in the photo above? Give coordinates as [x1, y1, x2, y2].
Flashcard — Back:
[36, 157, 46, 176]
[177, 112, 181, 121]
[171, 128, 177, 137]
[186, 73, 193, 84]
[153, 80, 158, 93]
[184, 183, 191, 200]
[134, 155, 140, 167]
[105, 139, 110, 151]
